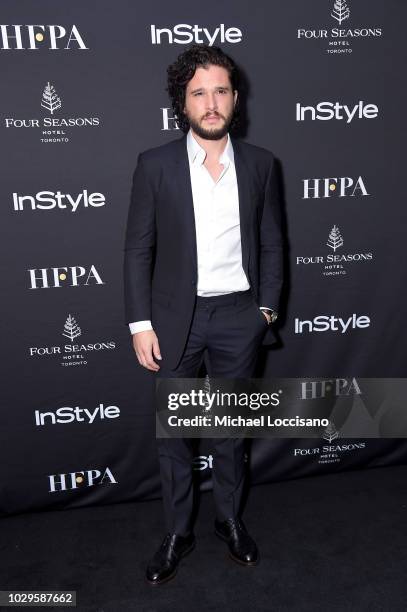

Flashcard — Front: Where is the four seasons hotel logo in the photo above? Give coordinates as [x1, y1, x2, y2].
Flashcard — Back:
[295, 225, 374, 278]
[297, 0, 382, 55]
[3, 80, 101, 144]
[28, 314, 116, 368]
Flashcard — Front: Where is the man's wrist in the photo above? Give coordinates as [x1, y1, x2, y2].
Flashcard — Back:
[129, 321, 153, 334]
[259, 307, 278, 323]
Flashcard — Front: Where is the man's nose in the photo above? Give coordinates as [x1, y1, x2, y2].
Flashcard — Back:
[206, 93, 217, 110]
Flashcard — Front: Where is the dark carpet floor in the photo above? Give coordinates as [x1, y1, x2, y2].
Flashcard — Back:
[1, 465, 407, 612]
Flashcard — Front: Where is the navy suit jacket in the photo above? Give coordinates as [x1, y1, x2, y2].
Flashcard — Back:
[124, 134, 284, 370]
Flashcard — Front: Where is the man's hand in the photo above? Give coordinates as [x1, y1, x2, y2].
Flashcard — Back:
[132, 330, 162, 371]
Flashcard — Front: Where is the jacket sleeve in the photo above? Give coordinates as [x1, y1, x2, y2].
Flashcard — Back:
[258, 157, 284, 311]
[123, 153, 156, 324]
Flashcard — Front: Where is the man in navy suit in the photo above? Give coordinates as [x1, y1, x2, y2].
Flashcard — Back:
[124, 44, 284, 585]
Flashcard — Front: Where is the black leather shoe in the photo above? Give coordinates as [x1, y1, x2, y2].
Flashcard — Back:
[215, 517, 259, 566]
[145, 532, 195, 585]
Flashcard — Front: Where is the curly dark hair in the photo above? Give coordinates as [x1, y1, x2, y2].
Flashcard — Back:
[166, 44, 240, 133]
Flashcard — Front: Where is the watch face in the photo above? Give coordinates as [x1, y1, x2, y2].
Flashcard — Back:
[271, 312, 278, 323]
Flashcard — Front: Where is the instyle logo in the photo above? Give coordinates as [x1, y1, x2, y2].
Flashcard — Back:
[29, 314, 116, 368]
[297, 0, 382, 56]
[192, 452, 248, 470]
[0, 24, 88, 50]
[13, 190, 106, 212]
[302, 176, 369, 199]
[3, 81, 101, 144]
[193, 455, 214, 470]
[294, 313, 370, 334]
[35, 403, 120, 426]
[48, 468, 117, 493]
[150, 24, 242, 45]
[296, 101, 378, 123]
[28, 266, 104, 289]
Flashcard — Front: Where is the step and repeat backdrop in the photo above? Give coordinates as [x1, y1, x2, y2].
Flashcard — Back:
[1, 1, 406, 515]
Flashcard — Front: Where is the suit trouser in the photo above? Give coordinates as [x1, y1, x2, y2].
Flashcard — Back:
[156, 289, 268, 536]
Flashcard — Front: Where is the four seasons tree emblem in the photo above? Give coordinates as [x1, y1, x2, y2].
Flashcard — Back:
[62, 314, 82, 342]
[41, 81, 62, 115]
[327, 225, 344, 252]
[322, 421, 340, 443]
[331, 0, 350, 25]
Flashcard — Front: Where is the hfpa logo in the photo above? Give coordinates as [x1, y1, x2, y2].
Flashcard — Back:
[28, 265, 104, 289]
[0, 25, 88, 50]
[161, 107, 180, 131]
[48, 467, 117, 492]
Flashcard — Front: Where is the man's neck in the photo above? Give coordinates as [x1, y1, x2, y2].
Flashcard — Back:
[190, 129, 228, 162]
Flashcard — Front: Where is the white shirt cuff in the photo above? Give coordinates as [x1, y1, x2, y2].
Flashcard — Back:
[129, 321, 153, 334]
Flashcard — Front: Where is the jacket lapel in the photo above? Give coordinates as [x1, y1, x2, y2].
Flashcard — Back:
[172, 135, 198, 275]
[232, 137, 252, 273]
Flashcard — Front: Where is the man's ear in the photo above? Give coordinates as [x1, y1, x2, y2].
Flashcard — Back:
[234, 90, 238, 107]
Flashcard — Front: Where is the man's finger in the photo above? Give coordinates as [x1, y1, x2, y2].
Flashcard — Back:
[152, 339, 162, 361]
[141, 348, 160, 371]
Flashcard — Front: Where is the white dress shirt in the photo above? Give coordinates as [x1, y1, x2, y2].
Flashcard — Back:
[129, 130, 258, 335]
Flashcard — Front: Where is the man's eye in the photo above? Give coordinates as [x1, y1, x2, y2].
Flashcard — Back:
[218, 89, 226, 94]
[194, 92, 203, 96]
